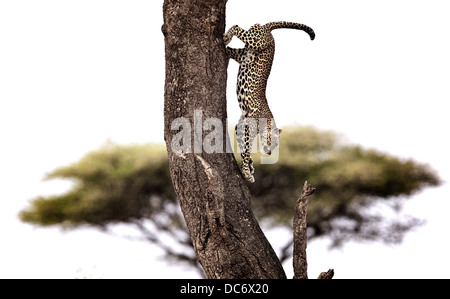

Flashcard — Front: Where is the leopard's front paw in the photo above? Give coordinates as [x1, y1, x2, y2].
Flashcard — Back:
[242, 168, 255, 183]
[241, 159, 255, 183]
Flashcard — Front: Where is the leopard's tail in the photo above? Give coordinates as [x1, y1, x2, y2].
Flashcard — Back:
[265, 21, 315, 40]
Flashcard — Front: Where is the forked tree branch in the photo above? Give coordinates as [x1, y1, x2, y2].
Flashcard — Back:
[293, 181, 334, 279]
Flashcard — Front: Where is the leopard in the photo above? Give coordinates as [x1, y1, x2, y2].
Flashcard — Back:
[224, 21, 315, 183]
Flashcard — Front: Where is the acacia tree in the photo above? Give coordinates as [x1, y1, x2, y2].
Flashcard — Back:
[20, 126, 439, 277]
[19, 0, 441, 279]
[162, 0, 328, 278]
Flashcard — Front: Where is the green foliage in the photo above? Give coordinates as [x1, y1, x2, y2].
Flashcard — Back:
[20, 143, 175, 227]
[20, 126, 440, 249]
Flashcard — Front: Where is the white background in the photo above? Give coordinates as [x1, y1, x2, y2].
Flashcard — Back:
[1, 0, 449, 278]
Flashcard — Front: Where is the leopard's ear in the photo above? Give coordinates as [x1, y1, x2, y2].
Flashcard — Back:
[278, 128, 282, 134]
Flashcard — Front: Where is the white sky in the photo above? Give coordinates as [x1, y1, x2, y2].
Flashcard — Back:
[1, 0, 450, 278]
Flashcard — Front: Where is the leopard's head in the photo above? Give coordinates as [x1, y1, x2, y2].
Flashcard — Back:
[260, 118, 282, 155]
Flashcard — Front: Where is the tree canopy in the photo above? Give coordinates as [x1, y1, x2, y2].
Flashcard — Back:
[20, 126, 440, 271]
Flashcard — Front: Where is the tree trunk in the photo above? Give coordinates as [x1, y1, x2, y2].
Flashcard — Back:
[162, 0, 286, 279]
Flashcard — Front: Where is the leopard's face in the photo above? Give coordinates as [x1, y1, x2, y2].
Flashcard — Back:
[260, 120, 282, 155]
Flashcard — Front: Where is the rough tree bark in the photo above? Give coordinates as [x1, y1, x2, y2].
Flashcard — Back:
[293, 182, 314, 279]
[162, 0, 286, 279]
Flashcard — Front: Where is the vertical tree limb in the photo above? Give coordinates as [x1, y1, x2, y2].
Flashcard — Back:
[293, 181, 315, 279]
[293, 181, 334, 279]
